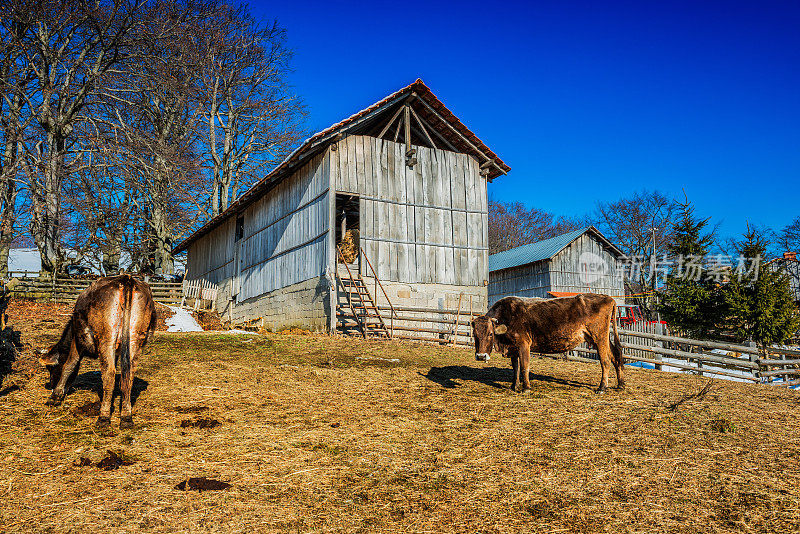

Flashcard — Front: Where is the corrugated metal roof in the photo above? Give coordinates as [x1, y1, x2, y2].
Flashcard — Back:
[174, 79, 510, 254]
[489, 228, 588, 272]
[488, 226, 624, 272]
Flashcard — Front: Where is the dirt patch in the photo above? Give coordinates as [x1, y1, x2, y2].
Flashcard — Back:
[72, 401, 101, 417]
[175, 477, 231, 492]
[179, 418, 221, 429]
[194, 310, 223, 331]
[96, 450, 134, 471]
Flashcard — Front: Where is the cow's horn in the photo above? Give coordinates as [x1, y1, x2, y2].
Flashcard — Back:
[494, 324, 508, 335]
[490, 317, 498, 323]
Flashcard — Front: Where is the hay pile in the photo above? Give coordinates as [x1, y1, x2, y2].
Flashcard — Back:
[339, 229, 359, 264]
[1, 324, 799, 532]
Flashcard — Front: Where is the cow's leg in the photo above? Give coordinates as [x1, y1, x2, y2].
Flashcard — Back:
[613, 345, 625, 390]
[97, 340, 116, 427]
[46, 340, 82, 406]
[509, 347, 520, 392]
[119, 339, 142, 430]
[519, 344, 532, 394]
[594, 334, 613, 394]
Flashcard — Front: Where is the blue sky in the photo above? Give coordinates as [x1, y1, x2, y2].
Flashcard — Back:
[252, 0, 799, 242]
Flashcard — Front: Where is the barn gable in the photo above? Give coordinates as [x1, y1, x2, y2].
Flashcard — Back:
[180, 80, 509, 340]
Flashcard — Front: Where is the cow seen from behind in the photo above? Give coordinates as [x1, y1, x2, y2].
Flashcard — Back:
[472, 294, 624, 394]
[40, 275, 157, 428]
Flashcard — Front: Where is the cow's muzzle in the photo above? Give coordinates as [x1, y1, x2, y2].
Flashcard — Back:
[475, 353, 490, 362]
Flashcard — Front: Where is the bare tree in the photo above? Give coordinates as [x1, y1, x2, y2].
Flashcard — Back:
[778, 216, 800, 254]
[102, 0, 212, 275]
[16, 0, 143, 278]
[488, 199, 585, 254]
[594, 190, 677, 314]
[200, 7, 304, 216]
[0, 0, 37, 275]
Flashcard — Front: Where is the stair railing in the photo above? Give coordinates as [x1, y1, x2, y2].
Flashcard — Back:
[359, 246, 396, 339]
[336, 245, 367, 338]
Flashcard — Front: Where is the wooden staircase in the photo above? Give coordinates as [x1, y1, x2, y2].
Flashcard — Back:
[335, 246, 395, 339]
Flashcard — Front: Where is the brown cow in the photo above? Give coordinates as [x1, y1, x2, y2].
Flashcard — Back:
[40, 274, 157, 428]
[472, 294, 624, 394]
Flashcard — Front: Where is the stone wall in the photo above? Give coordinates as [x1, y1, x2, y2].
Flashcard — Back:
[222, 275, 331, 332]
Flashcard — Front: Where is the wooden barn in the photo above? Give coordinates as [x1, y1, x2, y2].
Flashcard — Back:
[175, 79, 509, 339]
[488, 227, 625, 306]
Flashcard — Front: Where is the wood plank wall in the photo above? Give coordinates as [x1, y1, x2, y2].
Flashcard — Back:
[549, 234, 624, 298]
[238, 152, 329, 302]
[331, 135, 487, 287]
[186, 217, 236, 286]
[187, 152, 330, 304]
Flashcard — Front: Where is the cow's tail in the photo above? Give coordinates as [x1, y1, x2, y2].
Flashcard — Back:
[117, 278, 134, 378]
[610, 301, 623, 366]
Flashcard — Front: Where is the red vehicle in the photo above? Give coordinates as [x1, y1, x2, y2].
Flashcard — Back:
[617, 304, 667, 327]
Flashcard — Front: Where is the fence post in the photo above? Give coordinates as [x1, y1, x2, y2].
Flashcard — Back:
[695, 346, 703, 377]
[654, 322, 663, 371]
[747, 341, 759, 382]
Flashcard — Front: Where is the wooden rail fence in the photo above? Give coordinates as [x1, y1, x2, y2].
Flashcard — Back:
[362, 305, 800, 387]
[4, 276, 184, 305]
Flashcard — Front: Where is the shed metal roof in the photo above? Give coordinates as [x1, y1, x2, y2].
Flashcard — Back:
[175, 79, 509, 254]
[488, 226, 624, 272]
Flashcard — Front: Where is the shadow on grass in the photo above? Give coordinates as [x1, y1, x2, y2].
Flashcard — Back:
[53, 371, 149, 408]
[422, 365, 595, 391]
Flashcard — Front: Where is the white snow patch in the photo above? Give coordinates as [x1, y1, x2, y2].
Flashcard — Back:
[164, 306, 203, 332]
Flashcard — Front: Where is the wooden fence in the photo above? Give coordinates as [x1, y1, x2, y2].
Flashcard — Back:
[568, 327, 800, 387]
[180, 279, 219, 311]
[5, 276, 184, 305]
[368, 306, 800, 387]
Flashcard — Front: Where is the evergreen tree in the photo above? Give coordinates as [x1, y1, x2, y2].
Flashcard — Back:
[658, 198, 721, 338]
[723, 226, 800, 346]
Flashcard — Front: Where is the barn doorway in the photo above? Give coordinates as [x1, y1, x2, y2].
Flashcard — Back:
[335, 194, 360, 264]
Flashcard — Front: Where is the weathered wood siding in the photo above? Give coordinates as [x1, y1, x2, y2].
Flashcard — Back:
[237, 152, 330, 302]
[489, 233, 623, 305]
[549, 233, 623, 298]
[331, 135, 487, 287]
[488, 261, 551, 304]
[187, 152, 330, 309]
[186, 218, 236, 286]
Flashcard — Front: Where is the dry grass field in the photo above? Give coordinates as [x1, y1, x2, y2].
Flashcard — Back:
[1, 301, 800, 533]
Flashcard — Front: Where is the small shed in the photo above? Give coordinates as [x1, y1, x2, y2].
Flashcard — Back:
[488, 226, 624, 306]
[175, 79, 509, 340]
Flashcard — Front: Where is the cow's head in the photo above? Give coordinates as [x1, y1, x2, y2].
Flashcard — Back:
[40, 346, 66, 389]
[471, 315, 507, 362]
[39, 322, 73, 389]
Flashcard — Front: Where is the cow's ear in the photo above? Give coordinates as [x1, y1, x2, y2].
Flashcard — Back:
[494, 324, 507, 335]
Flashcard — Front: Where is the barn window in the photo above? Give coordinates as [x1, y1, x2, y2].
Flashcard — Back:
[234, 216, 244, 242]
[335, 194, 360, 263]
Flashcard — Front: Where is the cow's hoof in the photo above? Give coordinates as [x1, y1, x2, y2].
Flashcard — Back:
[119, 416, 134, 430]
[45, 394, 64, 406]
[520, 388, 532, 395]
[96, 416, 111, 428]
[616, 381, 626, 390]
[595, 387, 607, 395]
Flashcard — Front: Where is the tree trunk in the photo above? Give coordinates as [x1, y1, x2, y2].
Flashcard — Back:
[31, 133, 66, 279]
[150, 168, 174, 275]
